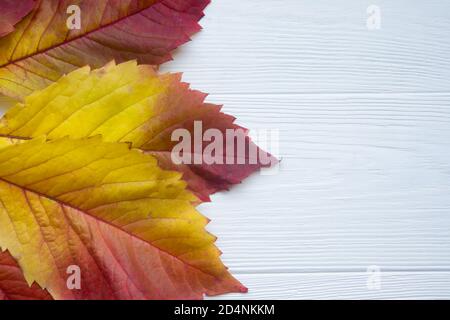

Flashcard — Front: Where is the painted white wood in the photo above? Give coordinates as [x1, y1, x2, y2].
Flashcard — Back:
[199, 93, 450, 274]
[1, 0, 450, 299]
[165, 0, 450, 299]
[162, 0, 450, 95]
[208, 272, 450, 300]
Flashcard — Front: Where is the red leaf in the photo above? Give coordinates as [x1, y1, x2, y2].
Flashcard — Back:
[0, 0, 35, 37]
[0, 250, 53, 300]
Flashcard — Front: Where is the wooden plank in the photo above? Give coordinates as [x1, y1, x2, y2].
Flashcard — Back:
[207, 272, 450, 299]
[162, 0, 450, 95]
[197, 93, 450, 273]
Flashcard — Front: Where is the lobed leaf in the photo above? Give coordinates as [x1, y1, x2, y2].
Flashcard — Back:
[0, 0, 210, 99]
[0, 136, 246, 299]
[0, 61, 277, 201]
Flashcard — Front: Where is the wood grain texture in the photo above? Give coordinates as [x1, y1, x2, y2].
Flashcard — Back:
[163, 0, 450, 299]
[200, 94, 450, 272]
[208, 272, 450, 300]
[162, 0, 450, 95]
[1, 0, 450, 299]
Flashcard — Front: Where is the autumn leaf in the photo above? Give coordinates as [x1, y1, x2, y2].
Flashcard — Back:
[0, 250, 52, 300]
[0, 0, 210, 99]
[0, 136, 246, 299]
[0, 61, 277, 201]
[0, 0, 35, 37]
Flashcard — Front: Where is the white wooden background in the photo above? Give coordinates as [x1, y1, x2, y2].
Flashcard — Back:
[2, 0, 450, 299]
[165, 0, 450, 299]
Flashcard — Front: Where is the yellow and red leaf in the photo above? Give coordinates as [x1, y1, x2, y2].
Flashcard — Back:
[0, 61, 277, 201]
[0, 137, 246, 299]
[0, 250, 52, 300]
[0, 0, 209, 99]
